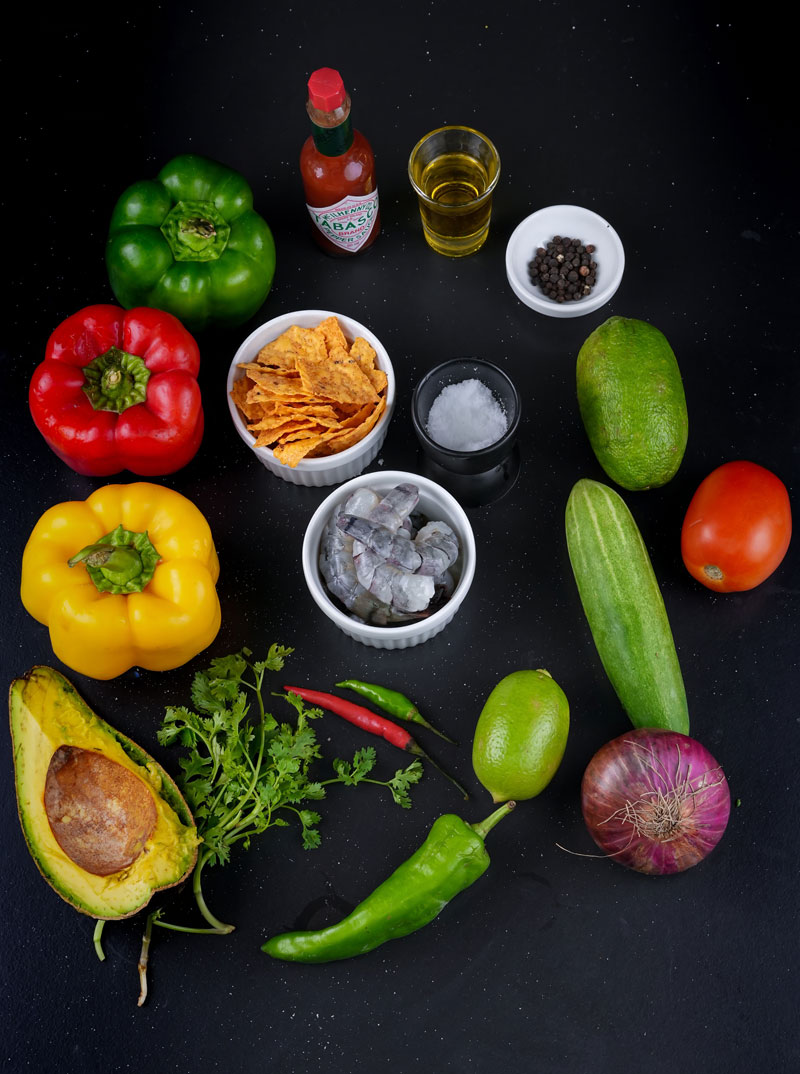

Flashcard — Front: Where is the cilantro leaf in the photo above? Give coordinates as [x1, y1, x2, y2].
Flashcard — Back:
[157, 648, 423, 936]
[332, 747, 377, 785]
[386, 760, 424, 809]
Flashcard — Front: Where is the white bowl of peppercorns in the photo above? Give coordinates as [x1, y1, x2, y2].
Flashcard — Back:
[505, 204, 625, 318]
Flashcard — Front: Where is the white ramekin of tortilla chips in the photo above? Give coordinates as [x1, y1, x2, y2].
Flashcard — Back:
[227, 309, 395, 486]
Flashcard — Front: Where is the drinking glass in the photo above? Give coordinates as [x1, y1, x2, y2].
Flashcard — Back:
[408, 126, 501, 257]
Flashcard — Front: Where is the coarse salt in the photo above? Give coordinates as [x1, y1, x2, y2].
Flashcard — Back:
[426, 378, 508, 452]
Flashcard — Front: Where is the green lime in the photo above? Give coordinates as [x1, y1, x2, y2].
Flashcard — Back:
[472, 670, 570, 804]
[576, 316, 688, 490]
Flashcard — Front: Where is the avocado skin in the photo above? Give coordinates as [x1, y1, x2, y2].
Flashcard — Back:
[577, 316, 688, 491]
[9, 666, 198, 919]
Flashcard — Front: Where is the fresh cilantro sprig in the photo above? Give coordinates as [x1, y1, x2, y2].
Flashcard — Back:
[154, 645, 423, 936]
[332, 749, 423, 809]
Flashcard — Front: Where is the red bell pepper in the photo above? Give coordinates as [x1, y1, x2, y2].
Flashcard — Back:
[29, 304, 203, 476]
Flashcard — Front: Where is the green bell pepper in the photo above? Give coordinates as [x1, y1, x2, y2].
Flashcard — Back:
[106, 154, 276, 331]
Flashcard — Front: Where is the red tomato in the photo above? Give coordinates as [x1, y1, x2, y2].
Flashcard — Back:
[681, 461, 792, 592]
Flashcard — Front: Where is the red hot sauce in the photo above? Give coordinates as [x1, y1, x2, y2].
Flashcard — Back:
[300, 67, 380, 256]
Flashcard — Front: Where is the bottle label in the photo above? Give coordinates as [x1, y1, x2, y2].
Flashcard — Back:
[306, 190, 379, 252]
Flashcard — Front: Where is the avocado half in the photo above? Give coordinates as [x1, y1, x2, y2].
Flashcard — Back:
[9, 666, 198, 919]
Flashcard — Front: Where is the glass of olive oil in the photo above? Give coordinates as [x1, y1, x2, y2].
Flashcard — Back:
[408, 126, 500, 257]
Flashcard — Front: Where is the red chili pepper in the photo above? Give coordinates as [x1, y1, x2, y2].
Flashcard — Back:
[29, 304, 203, 476]
[284, 686, 468, 799]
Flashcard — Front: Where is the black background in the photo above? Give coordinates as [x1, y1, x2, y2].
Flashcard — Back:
[2, 2, 797, 1072]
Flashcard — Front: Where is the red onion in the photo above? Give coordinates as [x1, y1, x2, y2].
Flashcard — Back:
[581, 728, 731, 875]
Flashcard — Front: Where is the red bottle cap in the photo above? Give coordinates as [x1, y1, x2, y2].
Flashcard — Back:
[307, 67, 346, 111]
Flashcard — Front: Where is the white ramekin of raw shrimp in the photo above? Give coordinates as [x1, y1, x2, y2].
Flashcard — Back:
[302, 470, 476, 648]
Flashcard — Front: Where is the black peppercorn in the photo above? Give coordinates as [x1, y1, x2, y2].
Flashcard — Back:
[527, 234, 600, 302]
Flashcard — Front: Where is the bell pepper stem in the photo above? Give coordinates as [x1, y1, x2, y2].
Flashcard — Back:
[70, 544, 142, 576]
[67, 524, 160, 595]
[81, 346, 151, 413]
[470, 800, 516, 840]
[160, 199, 231, 262]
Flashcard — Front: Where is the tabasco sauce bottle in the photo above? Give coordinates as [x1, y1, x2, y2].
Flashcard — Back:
[300, 67, 380, 256]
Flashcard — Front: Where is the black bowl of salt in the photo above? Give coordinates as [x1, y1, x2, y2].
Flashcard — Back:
[411, 358, 521, 507]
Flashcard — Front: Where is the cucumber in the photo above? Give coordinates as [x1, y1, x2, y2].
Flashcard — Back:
[565, 478, 689, 734]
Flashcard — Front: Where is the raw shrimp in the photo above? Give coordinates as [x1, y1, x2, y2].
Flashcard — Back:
[372, 564, 435, 613]
[318, 483, 460, 626]
[413, 521, 460, 576]
[337, 514, 423, 573]
[351, 544, 435, 611]
[344, 487, 381, 518]
[367, 483, 419, 531]
[352, 543, 384, 592]
[434, 570, 456, 602]
[319, 508, 383, 622]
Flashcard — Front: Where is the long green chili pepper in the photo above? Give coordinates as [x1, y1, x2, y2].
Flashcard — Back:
[261, 801, 515, 963]
[335, 678, 457, 744]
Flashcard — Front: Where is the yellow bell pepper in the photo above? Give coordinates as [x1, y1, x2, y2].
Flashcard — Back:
[21, 482, 221, 680]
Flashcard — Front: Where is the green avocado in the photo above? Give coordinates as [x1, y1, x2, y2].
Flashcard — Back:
[9, 666, 198, 919]
[576, 316, 688, 490]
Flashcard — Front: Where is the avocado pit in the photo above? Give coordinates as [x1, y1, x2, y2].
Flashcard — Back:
[44, 746, 157, 876]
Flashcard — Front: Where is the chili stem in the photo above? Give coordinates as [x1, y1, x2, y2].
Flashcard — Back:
[411, 744, 470, 800]
[470, 800, 516, 839]
[420, 722, 458, 745]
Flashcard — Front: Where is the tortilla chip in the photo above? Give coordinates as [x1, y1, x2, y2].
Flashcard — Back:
[328, 345, 359, 368]
[350, 336, 377, 368]
[347, 337, 386, 391]
[329, 395, 386, 447]
[285, 324, 328, 360]
[248, 415, 317, 435]
[317, 316, 349, 353]
[229, 316, 388, 467]
[253, 423, 317, 448]
[247, 377, 312, 402]
[307, 396, 387, 457]
[241, 352, 296, 373]
[261, 329, 299, 355]
[338, 401, 376, 429]
[230, 376, 263, 421]
[273, 433, 327, 467]
[280, 403, 342, 423]
[296, 355, 378, 406]
[365, 366, 388, 393]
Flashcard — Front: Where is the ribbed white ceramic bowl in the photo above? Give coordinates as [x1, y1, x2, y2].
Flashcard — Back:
[505, 205, 625, 318]
[227, 309, 395, 486]
[302, 470, 476, 649]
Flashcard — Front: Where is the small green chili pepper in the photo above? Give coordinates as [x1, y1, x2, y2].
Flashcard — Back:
[335, 679, 456, 744]
[262, 801, 514, 963]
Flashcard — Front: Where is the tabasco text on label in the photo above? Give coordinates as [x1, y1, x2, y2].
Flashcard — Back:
[306, 191, 379, 253]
